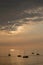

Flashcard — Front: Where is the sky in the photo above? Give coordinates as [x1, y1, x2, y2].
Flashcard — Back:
[0, 0, 43, 50]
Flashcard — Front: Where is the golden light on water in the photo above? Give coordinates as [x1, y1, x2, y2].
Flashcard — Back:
[10, 49, 15, 52]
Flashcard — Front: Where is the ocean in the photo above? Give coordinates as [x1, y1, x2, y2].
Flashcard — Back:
[0, 47, 43, 65]
[0, 55, 43, 65]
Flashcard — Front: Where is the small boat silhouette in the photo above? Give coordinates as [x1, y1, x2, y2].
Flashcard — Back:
[36, 53, 40, 55]
[23, 56, 29, 58]
[17, 55, 22, 57]
[32, 52, 34, 54]
[8, 53, 11, 56]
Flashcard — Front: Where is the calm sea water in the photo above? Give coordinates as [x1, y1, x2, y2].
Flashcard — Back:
[0, 55, 43, 65]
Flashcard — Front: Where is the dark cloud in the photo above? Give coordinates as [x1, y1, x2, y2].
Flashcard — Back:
[32, 17, 43, 22]
[0, 0, 43, 23]
[0, 0, 43, 32]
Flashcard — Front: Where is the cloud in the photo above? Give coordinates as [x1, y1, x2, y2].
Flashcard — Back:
[0, 0, 43, 23]
[0, 16, 43, 35]
[0, 0, 43, 35]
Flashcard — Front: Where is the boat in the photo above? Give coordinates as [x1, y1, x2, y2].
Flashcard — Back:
[17, 55, 22, 57]
[36, 53, 40, 55]
[23, 56, 29, 58]
[32, 52, 34, 54]
[8, 53, 11, 56]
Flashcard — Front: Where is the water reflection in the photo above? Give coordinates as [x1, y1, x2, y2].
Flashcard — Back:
[0, 49, 43, 65]
[0, 55, 43, 65]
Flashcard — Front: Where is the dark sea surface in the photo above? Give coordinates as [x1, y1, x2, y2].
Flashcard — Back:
[0, 55, 43, 65]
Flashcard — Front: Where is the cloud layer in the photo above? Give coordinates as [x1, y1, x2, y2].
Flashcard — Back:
[0, 0, 43, 34]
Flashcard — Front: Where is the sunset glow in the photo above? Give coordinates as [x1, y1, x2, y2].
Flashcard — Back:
[0, 0, 43, 51]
